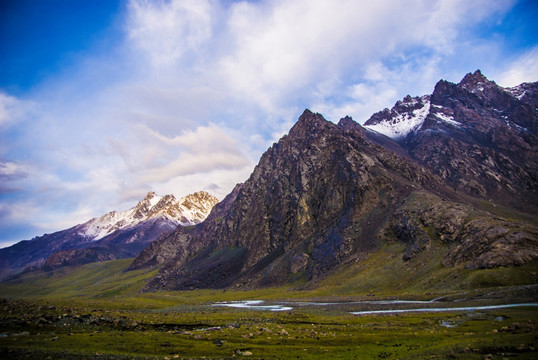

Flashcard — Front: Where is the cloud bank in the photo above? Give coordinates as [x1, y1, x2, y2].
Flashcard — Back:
[0, 0, 536, 247]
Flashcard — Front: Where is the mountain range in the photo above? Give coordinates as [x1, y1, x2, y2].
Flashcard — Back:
[2, 70, 537, 292]
[0, 191, 218, 280]
[129, 70, 537, 291]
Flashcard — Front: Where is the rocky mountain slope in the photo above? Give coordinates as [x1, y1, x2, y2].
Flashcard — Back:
[131, 71, 538, 291]
[0, 191, 218, 279]
[365, 70, 538, 212]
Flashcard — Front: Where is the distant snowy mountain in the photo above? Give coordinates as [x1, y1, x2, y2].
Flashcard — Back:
[0, 191, 219, 279]
[81, 191, 218, 241]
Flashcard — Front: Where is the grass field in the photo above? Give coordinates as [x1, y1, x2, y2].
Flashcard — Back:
[1, 253, 537, 359]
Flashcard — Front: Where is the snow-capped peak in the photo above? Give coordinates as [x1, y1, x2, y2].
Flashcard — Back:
[364, 95, 430, 140]
[80, 191, 219, 241]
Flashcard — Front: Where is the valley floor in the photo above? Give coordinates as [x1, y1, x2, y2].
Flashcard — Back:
[1, 295, 537, 359]
[0, 259, 537, 359]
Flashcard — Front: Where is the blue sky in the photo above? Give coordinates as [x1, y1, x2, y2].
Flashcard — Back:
[1, 0, 537, 248]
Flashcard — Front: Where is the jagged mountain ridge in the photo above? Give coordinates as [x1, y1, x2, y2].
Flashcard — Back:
[132, 71, 538, 291]
[364, 70, 537, 138]
[0, 191, 218, 279]
[81, 191, 218, 241]
[364, 70, 538, 211]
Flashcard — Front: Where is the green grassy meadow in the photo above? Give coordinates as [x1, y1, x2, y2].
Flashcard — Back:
[1, 252, 537, 359]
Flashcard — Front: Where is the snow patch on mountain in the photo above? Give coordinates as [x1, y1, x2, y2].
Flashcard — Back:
[80, 191, 218, 241]
[148, 193, 162, 207]
[505, 84, 528, 100]
[364, 96, 430, 139]
[434, 112, 460, 126]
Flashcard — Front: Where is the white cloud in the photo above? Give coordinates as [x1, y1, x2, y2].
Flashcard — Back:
[0, 201, 39, 224]
[32, 206, 99, 232]
[155, 165, 253, 201]
[0, 93, 18, 127]
[496, 46, 538, 87]
[0, 161, 30, 180]
[127, 0, 215, 67]
[124, 123, 252, 183]
[213, 0, 515, 121]
[140, 151, 249, 183]
[0, 92, 34, 129]
[101, 122, 250, 176]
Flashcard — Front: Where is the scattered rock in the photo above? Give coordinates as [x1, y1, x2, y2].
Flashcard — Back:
[213, 339, 225, 347]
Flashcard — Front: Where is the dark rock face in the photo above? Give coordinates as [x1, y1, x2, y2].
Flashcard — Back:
[128, 225, 194, 272]
[444, 219, 538, 269]
[393, 210, 431, 261]
[379, 192, 538, 268]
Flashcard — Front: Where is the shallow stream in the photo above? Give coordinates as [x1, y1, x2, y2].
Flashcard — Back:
[212, 299, 538, 314]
